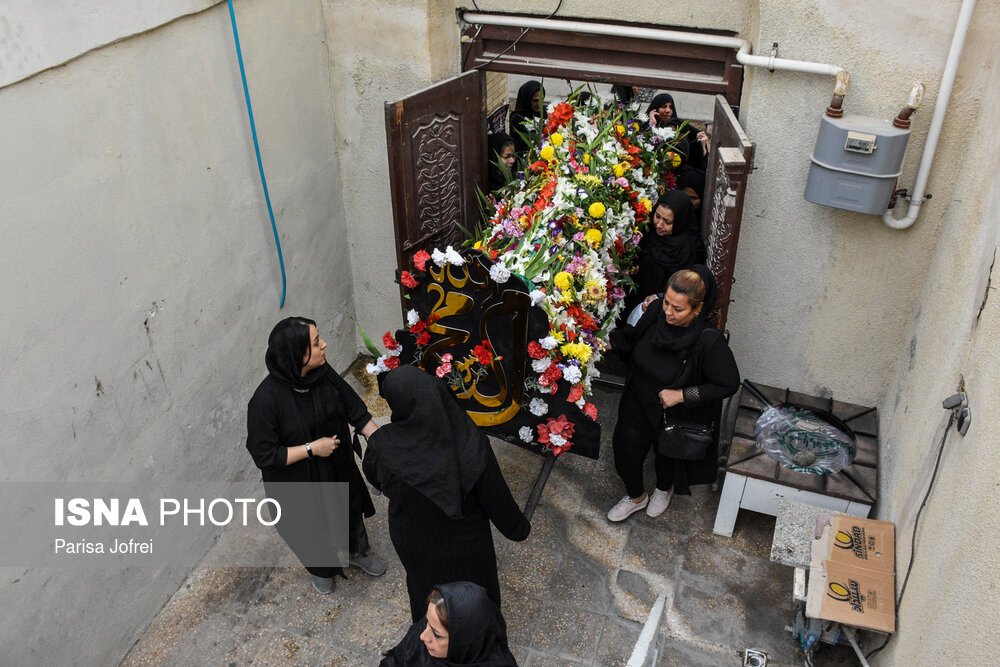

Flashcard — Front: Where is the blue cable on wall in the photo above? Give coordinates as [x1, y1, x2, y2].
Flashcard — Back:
[226, 0, 287, 307]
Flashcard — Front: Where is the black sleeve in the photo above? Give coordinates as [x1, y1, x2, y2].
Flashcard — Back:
[610, 296, 662, 359]
[328, 371, 373, 430]
[246, 387, 287, 470]
[474, 448, 531, 542]
[361, 444, 383, 493]
[683, 334, 740, 408]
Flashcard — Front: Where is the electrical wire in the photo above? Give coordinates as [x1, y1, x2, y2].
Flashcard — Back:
[226, 0, 287, 308]
[466, 0, 565, 72]
[864, 410, 956, 660]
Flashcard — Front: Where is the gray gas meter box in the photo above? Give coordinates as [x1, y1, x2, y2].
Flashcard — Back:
[805, 114, 911, 215]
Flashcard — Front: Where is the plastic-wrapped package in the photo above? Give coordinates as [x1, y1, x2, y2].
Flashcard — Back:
[753, 405, 856, 474]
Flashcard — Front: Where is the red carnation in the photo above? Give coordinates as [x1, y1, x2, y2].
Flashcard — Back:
[473, 343, 493, 366]
[400, 271, 418, 289]
[542, 363, 563, 385]
[416, 331, 430, 346]
[567, 385, 584, 403]
[527, 341, 547, 360]
[382, 332, 399, 350]
[412, 250, 431, 272]
[384, 356, 401, 370]
[582, 403, 598, 420]
[409, 319, 428, 334]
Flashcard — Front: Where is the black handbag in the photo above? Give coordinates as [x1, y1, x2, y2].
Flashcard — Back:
[657, 415, 713, 460]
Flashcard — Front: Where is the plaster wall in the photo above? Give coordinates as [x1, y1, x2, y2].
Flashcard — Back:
[0, 0, 353, 662]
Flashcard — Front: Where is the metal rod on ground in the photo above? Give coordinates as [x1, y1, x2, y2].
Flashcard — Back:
[522, 452, 556, 521]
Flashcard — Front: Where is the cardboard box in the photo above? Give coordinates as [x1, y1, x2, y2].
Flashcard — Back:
[817, 515, 895, 574]
[807, 559, 896, 632]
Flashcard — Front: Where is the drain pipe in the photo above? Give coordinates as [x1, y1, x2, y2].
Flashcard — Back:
[460, 12, 844, 77]
[882, 0, 977, 230]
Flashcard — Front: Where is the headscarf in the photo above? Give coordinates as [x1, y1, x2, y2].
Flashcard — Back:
[439, 581, 517, 666]
[512, 80, 542, 118]
[611, 83, 634, 106]
[380, 581, 516, 667]
[645, 92, 678, 121]
[644, 190, 701, 269]
[487, 133, 514, 193]
[264, 316, 330, 389]
[366, 366, 488, 520]
[650, 263, 718, 352]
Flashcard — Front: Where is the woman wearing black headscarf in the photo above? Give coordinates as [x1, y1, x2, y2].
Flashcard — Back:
[380, 581, 518, 666]
[607, 267, 740, 521]
[626, 190, 706, 317]
[246, 317, 384, 594]
[363, 365, 530, 621]
[487, 132, 516, 194]
[508, 80, 543, 156]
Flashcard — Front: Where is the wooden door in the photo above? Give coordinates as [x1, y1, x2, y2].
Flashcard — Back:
[385, 71, 486, 293]
[701, 95, 754, 331]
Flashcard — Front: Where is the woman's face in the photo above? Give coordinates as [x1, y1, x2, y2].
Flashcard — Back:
[500, 144, 516, 169]
[653, 205, 675, 236]
[300, 324, 327, 376]
[419, 602, 450, 659]
[652, 102, 674, 123]
[662, 287, 702, 327]
[530, 91, 541, 114]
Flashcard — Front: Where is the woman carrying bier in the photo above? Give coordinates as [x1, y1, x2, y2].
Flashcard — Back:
[379, 581, 518, 666]
[607, 267, 740, 521]
[246, 317, 385, 595]
[508, 80, 544, 157]
[363, 365, 530, 622]
[626, 190, 706, 318]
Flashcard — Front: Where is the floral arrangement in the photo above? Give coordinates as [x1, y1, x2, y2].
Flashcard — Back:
[365, 92, 686, 457]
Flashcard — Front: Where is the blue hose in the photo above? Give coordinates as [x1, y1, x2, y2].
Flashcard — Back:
[226, 0, 287, 307]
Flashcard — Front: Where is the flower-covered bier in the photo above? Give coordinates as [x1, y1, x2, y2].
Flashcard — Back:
[477, 92, 682, 412]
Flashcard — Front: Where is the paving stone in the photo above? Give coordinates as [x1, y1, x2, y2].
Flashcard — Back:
[529, 602, 606, 662]
[594, 615, 641, 666]
[616, 569, 655, 608]
[549, 553, 614, 613]
[655, 637, 733, 666]
[501, 591, 545, 647]
[669, 582, 745, 648]
[622, 523, 686, 580]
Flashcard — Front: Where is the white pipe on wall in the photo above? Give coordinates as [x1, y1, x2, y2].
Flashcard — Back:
[460, 12, 845, 77]
[882, 0, 977, 230]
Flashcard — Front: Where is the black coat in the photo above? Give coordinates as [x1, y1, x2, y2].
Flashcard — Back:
[364, 445, 529, 622]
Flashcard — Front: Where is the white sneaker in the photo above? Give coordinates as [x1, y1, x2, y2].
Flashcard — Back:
[646, 488, 673, 517]
[607, 495, 648, 522]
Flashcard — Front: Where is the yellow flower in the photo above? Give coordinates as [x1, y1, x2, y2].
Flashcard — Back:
[584, 228, 602, 247]
[583, 154, 591, 165]
[639, 197, 651, 212]
[615, 124, 625, 135]
[550, 132, 563, 146]
[612, 163, 625, 178]
[582, 279, 606, 304]
[540, 145, 555, 161]
[473, 240, 483, 250]
[666, 151, 681, 169]
[588, 202, 606, 219]
[561, 342, 593, 363]
[550, 330, 565, 343]
[554, 271, 573, 291]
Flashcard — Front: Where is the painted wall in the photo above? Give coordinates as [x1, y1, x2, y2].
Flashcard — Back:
[0, 0, 354, 662]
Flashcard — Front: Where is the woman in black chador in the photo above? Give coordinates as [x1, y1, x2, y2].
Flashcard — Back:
[607, 267, 740, 522]
[508, 80, 544, 156]
[363, 365, 530, 621]
[246, 317, 385, 594]
[380, 581, 518, 666]
[626, 190, 706, 316]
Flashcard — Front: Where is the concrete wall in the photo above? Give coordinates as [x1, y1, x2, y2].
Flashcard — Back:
[0, 0, 355, 662]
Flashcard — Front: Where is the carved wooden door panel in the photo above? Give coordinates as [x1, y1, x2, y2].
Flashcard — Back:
[700, 95, 754, 331]
[385, 71, 486, 308]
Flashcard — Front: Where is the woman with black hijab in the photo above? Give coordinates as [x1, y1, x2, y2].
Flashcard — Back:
[363, 365, 530, 621]
[626, 190, 706, 317]
[380, 581, 518, 666]
[486, 132, 516, 194]
[607, 267, 740, 522]
[508, 80, 543, 156]
[246, 317, 384, 594]
[647, 93, 709, 171]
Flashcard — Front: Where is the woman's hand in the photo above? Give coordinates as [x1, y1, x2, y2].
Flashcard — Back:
[311, 436, 339, 457]
[642, 294, 658, 311]
[659, 388, 684, 409]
